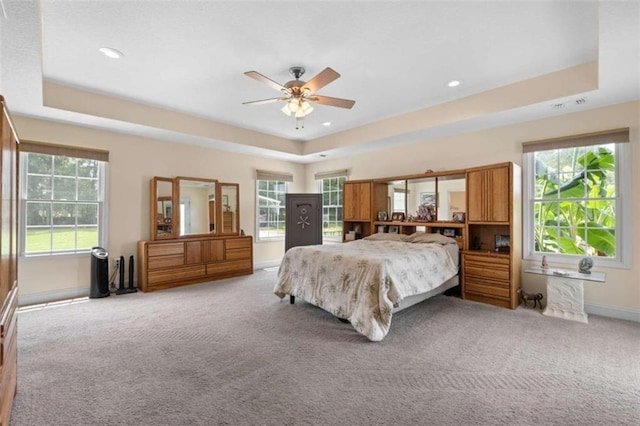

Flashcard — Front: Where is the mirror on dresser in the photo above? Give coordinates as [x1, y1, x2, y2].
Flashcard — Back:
[219, 183, 239, 235]
[151, 177, 176, 240]
[176, 177, 218, 237]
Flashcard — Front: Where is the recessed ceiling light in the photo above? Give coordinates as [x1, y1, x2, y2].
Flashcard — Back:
[321, 121, 331, 127]
[99, 47, 123, 59]
[319, 154, 327, 158]
[447, 80, 461, 87]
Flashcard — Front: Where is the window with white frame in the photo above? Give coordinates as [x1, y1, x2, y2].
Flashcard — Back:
[20, 142, 108, 256]
[522, 128, 630, 267]
[315, 170, 347, 241]
[256, 170, 292, 241]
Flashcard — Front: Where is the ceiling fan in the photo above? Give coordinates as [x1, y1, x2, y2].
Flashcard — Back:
[243, 66, 355, 128]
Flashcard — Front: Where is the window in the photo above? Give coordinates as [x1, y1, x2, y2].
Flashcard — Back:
[522, 129, 630, 267]
[20, 142, 108, 256]
[317, 175, 345, 240]
[256, 170, 292, 241]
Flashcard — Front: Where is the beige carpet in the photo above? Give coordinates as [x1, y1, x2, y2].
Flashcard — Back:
[11, 269, 640, 425]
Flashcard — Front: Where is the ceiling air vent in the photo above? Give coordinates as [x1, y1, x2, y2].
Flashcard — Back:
[575, 97, 588, 105]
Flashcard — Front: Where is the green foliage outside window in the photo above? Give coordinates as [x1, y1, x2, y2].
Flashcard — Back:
[23, 153, 103, 254]
[533, 145, 616, 257]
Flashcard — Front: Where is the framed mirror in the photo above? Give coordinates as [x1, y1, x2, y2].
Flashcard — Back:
[151, 177, 175, 240]
[436, 174, 466, 221]
[386, 180, 407, 216]
[219, 183, 239, 235]
[176, 177, 218, 237]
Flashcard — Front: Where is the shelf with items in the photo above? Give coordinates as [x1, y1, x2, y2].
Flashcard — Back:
[343, 220, 371, 241]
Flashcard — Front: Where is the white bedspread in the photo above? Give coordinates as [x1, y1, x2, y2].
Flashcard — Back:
[274, 239, 458, 341]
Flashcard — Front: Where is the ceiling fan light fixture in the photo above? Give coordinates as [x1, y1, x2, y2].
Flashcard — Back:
[280, 104, 292, 116]
[288, 98, 299, 112]
[300, 101, 313, 115]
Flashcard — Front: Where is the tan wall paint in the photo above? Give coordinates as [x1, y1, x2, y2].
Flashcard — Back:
[15, 118, 304, 299]
[307, 101, 639, 312]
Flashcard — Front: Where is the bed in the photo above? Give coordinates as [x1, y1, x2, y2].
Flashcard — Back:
[274, 232, 460, 341]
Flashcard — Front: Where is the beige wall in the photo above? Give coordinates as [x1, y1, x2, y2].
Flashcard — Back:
[15, 118, 305, 302]
[15, 100, 639, 317]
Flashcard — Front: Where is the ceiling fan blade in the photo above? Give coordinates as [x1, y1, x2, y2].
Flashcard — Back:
[301, 67, 340, 93]
[242, 97, 288, 106]
[244, 71, 288, 92]
[308, 95, 355, 109]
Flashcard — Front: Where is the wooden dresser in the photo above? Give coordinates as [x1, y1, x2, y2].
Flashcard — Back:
[138, 235, 253, 292]
[0, 96, 19, 425]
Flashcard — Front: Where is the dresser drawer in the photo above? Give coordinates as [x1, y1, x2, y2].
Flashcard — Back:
[148, 254, 184, 270]
[463, 254, 510, 281]
[148, 242, 184, 257]
[148, 265, 206, 284]
[226, 238, 251, 250]
[206, 259, 252, 275]
[465, 277, 510, 299]
[225, 248, 251, 260]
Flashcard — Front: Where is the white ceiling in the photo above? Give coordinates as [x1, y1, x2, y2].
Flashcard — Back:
[1, 1, 638, 163]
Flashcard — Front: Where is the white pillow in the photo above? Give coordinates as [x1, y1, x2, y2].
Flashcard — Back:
[405, 232, 457, 245]
[363, 233, 409, 242]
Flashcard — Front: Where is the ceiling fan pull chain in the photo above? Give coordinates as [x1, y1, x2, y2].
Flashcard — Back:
[296, 117, 305, 130]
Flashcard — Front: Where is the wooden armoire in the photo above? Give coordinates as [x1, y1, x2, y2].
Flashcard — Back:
[0, 96, 19, 424]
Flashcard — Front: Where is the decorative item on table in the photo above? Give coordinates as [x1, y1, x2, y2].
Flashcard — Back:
[391, 212, 405, 222]
[578, 257, 593, 274]
[377, 226, 386, 233]
[443, 228, 456, 237]
[377, 211, 388, 221]
[353, 224, 362, 235]
[517, 289, 544, 310]
[452, 211, 466, 223]
[494, 234, 510, 252]
[541, 255, 548, 269]
[345, 231, 356, 241]
[415, 203, 436, 222]
[388, 226, 399, 234]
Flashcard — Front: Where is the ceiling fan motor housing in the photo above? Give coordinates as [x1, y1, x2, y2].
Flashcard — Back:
[289, 66, 305, 79]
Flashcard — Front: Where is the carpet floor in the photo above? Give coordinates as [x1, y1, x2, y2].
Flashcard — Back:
[10, 269, 640, 425]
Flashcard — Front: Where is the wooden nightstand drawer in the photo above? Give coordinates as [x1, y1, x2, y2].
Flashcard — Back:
[465, 265, 510, 281]
[465, 277, 510, 299]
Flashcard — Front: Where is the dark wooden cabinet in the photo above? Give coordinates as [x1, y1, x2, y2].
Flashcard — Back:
[0, 96, 19, 425]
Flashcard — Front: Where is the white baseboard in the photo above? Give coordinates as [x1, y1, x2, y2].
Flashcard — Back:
[254, 259, 282, 270]
[19, 287, 89, 307]
[585, 303, 640, 323]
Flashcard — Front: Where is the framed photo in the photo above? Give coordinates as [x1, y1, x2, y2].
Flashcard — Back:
[388, 226, 399, 234]
[222, 195, 229, 207]
[391, 212, 405, 222]
[377, 211, 388, 221]
[495, 234, 510, 251]
[420, 192, 436, 206]
[443, 228, 456, 237]
[452, 211, 466, 223]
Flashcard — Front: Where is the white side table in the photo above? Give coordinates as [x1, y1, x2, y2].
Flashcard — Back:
[524, 267, 605, 324]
